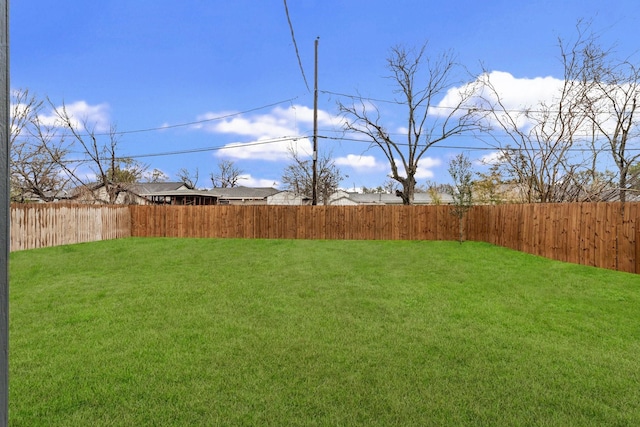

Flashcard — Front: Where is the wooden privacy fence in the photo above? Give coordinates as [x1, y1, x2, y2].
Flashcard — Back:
[467, 202, 640, 274]
[10, 204, 131, 251]
[129, 205, 459, 241]
[10, 203, 640, 274]
[130, 203, 640, 274]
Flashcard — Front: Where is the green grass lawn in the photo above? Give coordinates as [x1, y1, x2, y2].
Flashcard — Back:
[9, 238, 640, 426]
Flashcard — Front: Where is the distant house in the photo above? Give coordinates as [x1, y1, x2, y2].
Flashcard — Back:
[69, 183, 144, 205]
[70, 182, 218, 205]
[210, 186, 280, 205]
[328, 190, 453, 205]
[267, 191, 312, 205]
[131, 182, 217, 205]
[69, 183, 288, 205]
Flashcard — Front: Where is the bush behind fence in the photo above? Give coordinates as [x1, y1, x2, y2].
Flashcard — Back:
[10, 203, 640, 274]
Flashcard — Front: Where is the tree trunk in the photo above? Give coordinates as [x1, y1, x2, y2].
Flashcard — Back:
[397, 176, 416, 205]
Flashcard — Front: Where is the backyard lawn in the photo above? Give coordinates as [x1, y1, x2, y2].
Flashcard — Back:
[9, 238, 640, 426]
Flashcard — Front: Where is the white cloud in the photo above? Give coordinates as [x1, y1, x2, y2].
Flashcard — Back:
[433, 71, 566, 130]
[195, 104, 339, 162]
[206, 114, 294, 138]
[388, 156, 441, 179]
[430, 85, 473, 117]
[415, 157, 442, 179]
[237, 174, 279, 188]
[335, 154, 385, 171]
[41, 101, 111, 132]
[334, 153, 440, 178]
[418, 157, 442, 169]
[436, 70, 564, 111]
[478, 71, 563, 109]
[478, 151, 502, 165]
[195, 104, 336, 138]
[217, 137, 312, 161]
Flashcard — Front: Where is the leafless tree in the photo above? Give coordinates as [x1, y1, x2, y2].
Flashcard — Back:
[281, 146, 343, 204]
[477, 27, 604, 203]
[176, 168, 198, 189]
[10, 89, 71, 202]
[362, 179, 400, 194]
[53, 101, 146, 204]
[142, 168, 169, 183]
[583, 57, 640, 204]
[361, 185, 385, 194]
[210, 159, 244, 188]
[476, 23, 640, 204]
[340, 43, 481, 204]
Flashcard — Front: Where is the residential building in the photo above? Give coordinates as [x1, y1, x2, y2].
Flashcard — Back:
[328, 190, 453, 205]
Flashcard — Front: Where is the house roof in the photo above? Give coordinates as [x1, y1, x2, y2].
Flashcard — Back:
[209, 186, 280, 199]
[137, 189, 216, 198]
[332, 192, 454, 205]
[69, 181, 191, 196]
[268, 190, 312, 200]
[127, 182, 192, 194]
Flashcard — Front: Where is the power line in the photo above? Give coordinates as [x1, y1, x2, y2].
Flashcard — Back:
[89, 96, 299, 137]
[321, 89, 407, 106]
[37, 130, 640, 171]
[60, 135, 307, 164]
[321, 135, 640, 153]
[320, 88, 640, 116]
[126, 136, 303, 159]
[283, 0, 310, 92]
[14, 89, 640, 166]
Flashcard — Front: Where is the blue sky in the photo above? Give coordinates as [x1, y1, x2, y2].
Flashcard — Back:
[11, 1, 640, 190]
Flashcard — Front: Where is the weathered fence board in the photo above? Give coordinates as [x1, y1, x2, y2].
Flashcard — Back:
[10, 204, 130, 251]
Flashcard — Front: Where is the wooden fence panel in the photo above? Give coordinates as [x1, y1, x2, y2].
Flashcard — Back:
[619, 203, 636, 273]
[580, 203, 596, 268]
[636, 206, 640, 274]
[566, 204, 581, 266]
[10, 204, 130, 251]
[602, 203, 620, 271]
[467, 205, 488, 243]
[12, 203, 640, 274]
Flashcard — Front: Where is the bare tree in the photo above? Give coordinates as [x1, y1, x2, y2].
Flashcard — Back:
[583, 58, 640, 204]
[210, 159, 244, 188]
[53, 101, 146, 204]
[478, 61, 590, 202]
[340, 43, 481, 204]
[361, 185, 385, 194]
[281, 147, 343, 204]
[142, 168, 169, 183]
[10, 89, 71, 202]
[448, 153, 474, 243]
[176, 168, 198, 189]
[478, 23, 621, 203]
[381, 179, 400, 194]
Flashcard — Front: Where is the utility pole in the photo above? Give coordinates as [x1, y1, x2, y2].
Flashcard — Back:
[312, 37, 319, 206]
[0, 0, 8, 425]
